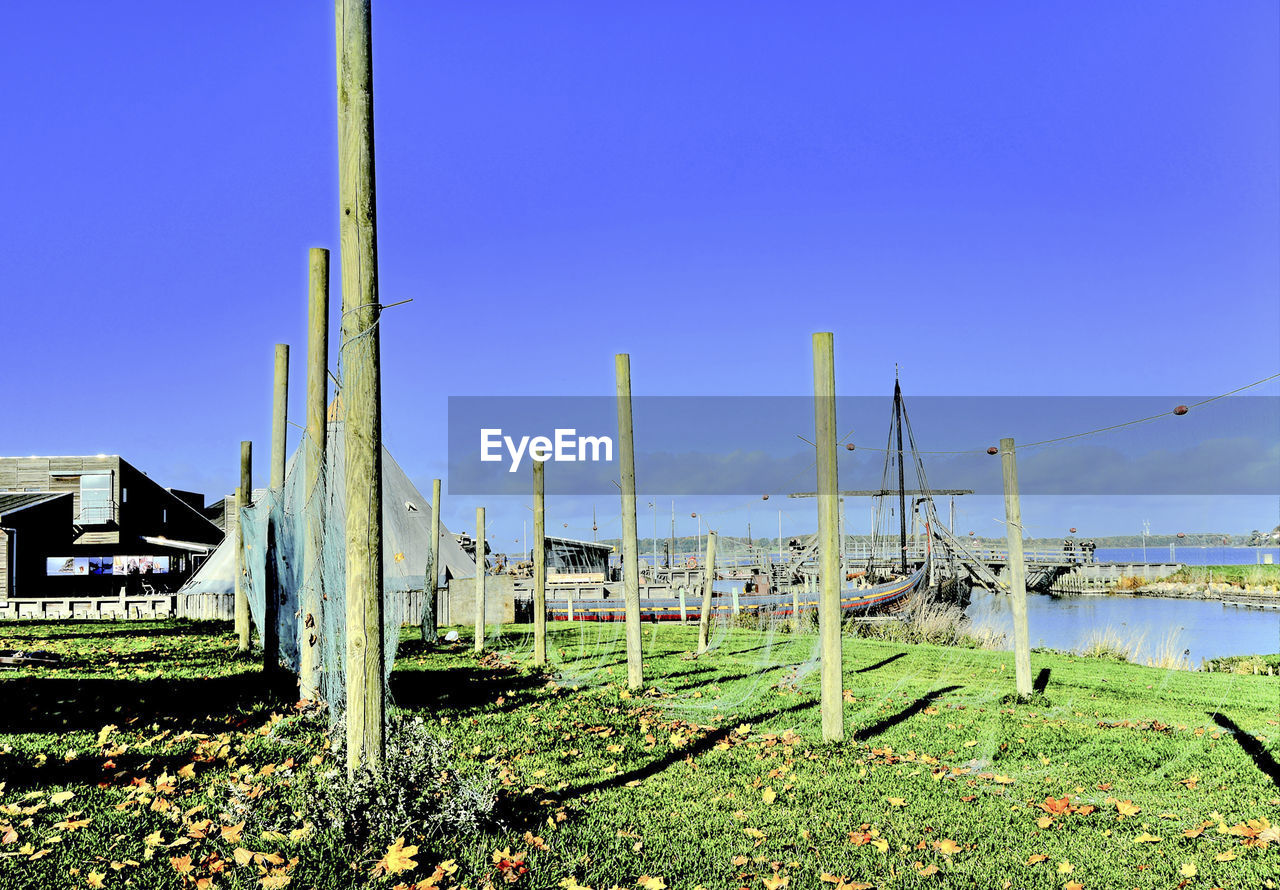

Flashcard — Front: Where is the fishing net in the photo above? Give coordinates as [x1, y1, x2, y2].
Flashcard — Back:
[184, 422, 474, 719]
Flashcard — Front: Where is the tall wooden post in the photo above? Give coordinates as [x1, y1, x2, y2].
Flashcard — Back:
[235, 442, 253, 652]
[813, 332, 844, 742]
[337, 0, 384, 774]
[421, 479, 440, 643]
[615, 354, 643, 690]
[1000, 437, 1033, 698]
[301, 249, 328, 699]
[532, 461, 547, 665]
[474, 507, 486, 653]
[696, 531, 718, 654]
[271, 345, 290, 490]
[791, 584, 801, 633]
[264, 344, 288, 674]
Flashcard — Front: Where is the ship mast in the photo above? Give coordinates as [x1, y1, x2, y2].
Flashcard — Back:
[894, 377, 907, 575]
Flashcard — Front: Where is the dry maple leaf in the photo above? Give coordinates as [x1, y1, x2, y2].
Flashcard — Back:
[1037, 797, 1072, 815]
[1113, 800, 1140, 817]
[1178, 863, 1197, 878]
[170, 855, 194, 875]
[637, 876, 667, 890]
[261, 874, 292, 889]
[1026, 854, 1048, 865]
[86, 872, 106, 888]
[762, 875, 789, 890]
[762, 787, 777, 805]
[373, 837, 420, 877]
[886, 797, 907, 808]
[1213, 850, 1236, 862]
[1132, 832, 1161, 844]
[915, 863, 939, 876]
[1057, 861, 1073, 874]
[933, 839, 961, 856]
[1064, 882, 1083, 890]
[49, 791, 75, 806]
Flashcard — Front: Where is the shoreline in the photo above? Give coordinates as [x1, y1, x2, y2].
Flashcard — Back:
[1056, 581, 1279, 604]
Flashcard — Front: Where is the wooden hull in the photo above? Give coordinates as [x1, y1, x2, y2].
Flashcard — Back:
[548, 559, 927, 622]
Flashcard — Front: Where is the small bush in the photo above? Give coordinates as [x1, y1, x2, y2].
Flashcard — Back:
[295, 713, 496, 854]
[1114, 576, 1147, 591]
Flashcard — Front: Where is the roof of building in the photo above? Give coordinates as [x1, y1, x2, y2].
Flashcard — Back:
[0, 491, 72, 518]
[545, 535, 614, 552]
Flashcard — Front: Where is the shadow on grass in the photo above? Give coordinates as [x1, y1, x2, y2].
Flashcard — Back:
[390, 664, 550, 716]
[1208, 711, 1280, 787]
[1034, 667, 1052, 694]
[562, 700, 816, 801]
[0, 621, 230, 642]
[856, 652, 907, 674]
[852, 685, 962, 742]
[0, 670, 294, 734]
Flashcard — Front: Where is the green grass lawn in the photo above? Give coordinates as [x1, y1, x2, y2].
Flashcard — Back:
[1, 618, 1276, 890]
[1164, 564, 1280, 588]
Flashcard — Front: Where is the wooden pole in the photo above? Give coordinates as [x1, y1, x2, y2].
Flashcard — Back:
[264, 344, 288, 674]
[421, 479, 440, 643]
[813, 332, 844, 743]
[532, 460, 547, 665]
[696, 531, 718, 654]
[678, 585, 687, 624]
[235, 441, 253, 652]
[300, 248, 327, 700]
[1000, 437, 1033, 698]
[337, 0, 384, 774]
[615, 353, 643, 690]
[791, 584, 801, 633]
[474, 507, 486, 653]
[271, 345, 290, 490]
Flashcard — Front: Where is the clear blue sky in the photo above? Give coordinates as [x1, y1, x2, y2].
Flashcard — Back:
[2, 1, 1276, 548]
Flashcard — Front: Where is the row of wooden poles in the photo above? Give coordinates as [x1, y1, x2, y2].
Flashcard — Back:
[229, 0, 1035, 774]
[222, 0, 389, 775]
[463, 333, 1036, 747]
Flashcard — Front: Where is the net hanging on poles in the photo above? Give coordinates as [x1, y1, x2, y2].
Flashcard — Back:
[185, 423, 475, 721]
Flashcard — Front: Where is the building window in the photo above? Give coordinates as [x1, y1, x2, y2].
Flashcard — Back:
[79, 474, 113, 524]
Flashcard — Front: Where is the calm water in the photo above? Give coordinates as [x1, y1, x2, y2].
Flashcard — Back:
[967, 589, 1280, 665]
[1095, 546, 1279, 565]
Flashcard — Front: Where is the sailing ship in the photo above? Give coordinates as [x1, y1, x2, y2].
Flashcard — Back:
[548, 379, 940, 622]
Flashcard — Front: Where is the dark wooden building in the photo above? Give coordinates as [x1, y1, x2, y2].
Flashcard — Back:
[0, 455, 223, 600]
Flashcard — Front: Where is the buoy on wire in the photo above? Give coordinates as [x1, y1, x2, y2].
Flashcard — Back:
[762, 494, 769, 500]
[845, 443, 855, 451]
[987, 446, 999, 455]
[1069, 527, 1077, 534]
[1173, 405, 1189, 416]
